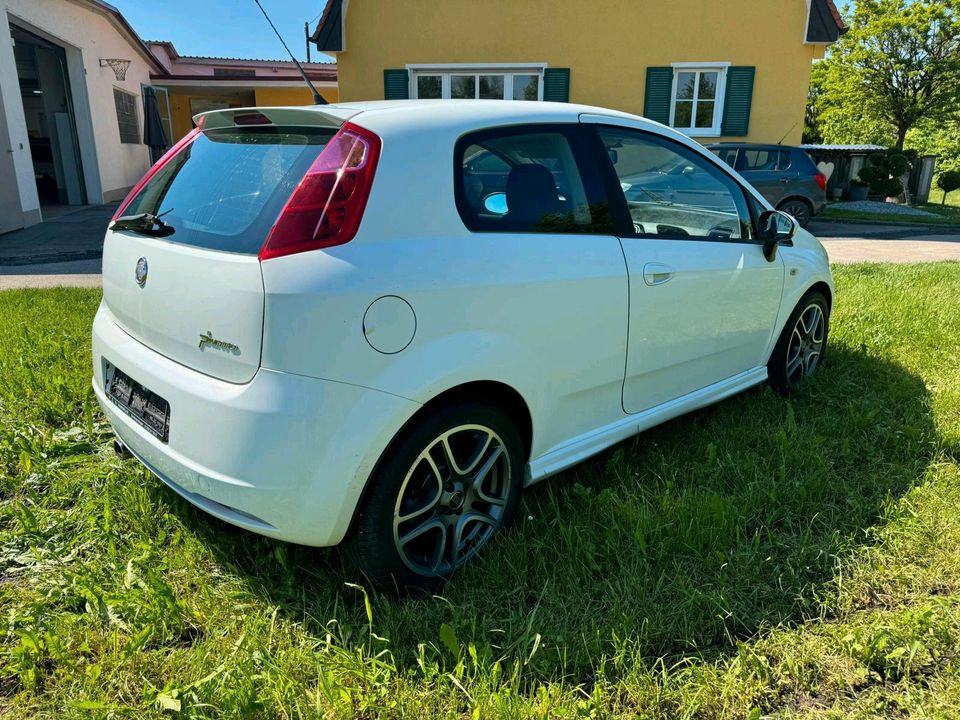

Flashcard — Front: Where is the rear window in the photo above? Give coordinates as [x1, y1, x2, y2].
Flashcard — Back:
[121, 126, 336, 254]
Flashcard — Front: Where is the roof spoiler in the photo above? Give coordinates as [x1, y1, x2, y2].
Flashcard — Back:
[193, 106, 357, 131]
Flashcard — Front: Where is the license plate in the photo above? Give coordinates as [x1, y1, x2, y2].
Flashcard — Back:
[105, 364, 170, 442]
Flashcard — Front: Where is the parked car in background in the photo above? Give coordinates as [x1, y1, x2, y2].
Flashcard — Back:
[94, 101, 833, 590]
[707, 143, 826, 226]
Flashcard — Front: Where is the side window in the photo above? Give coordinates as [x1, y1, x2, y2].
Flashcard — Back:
[711, 147, 739, 170]
[597, 126, 752, 241]
[778, 150, 792, 171]
[741, 148, 779, 171]
[456, 127, 612, 234]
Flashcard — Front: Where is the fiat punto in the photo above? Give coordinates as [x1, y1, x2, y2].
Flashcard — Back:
[93, 100, 832, 588]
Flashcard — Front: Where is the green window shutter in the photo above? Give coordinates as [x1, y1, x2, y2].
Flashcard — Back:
[383, 69, 409, 100]
[542, 68, 570, 102]
[643, 67, 674, 125]
[720, 67, 755, 136]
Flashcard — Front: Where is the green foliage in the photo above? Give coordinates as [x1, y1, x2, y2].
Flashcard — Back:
[936, 169, 960, 205]
[4, 266, 960, 717]
[857, 149, 912, 198]
[907, 115, 960, 175]
[807, 0, 960, 149]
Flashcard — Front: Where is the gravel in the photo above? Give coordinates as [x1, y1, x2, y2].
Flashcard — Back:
[828, 200, 939, 217]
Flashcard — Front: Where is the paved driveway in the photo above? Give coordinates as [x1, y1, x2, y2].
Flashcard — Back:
[1, 214, 958, 290]
[808, 220, 960, 264]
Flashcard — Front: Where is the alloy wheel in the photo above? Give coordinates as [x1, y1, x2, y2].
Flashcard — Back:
[392, 424, 512, 576]
[786, 303, 825, 386]
[780, 201, 810, 226]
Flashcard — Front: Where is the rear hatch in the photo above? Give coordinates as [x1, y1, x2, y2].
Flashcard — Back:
[102, 107, 354, 383]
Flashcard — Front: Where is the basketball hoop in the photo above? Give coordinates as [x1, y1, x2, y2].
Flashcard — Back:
[100, 58, 132, 81]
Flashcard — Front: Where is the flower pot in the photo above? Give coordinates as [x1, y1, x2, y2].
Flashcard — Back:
[847, 185, 869, 202]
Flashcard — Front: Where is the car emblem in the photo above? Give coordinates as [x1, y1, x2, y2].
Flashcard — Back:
[198, 331, 241, 355]
[135, 257, 148, 287]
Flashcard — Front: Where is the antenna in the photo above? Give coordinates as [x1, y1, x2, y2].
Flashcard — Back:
[252, 0, 327, 105]
[777, 119, 800, 145]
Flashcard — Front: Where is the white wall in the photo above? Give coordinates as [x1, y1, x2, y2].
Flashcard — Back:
[0, 0, 155, 227]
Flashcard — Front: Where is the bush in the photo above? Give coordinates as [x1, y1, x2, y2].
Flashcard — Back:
[937, 170, 960, 205]
[859, 150, 911, 199]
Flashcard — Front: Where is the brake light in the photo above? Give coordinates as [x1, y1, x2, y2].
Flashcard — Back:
[814, 172, 827, 191]
[112, 128, 202, 220]
[259, 122, 381, 261]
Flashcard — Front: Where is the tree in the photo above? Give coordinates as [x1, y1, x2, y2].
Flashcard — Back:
[937, 170, 960, 205]
[808, 0, 960, 150]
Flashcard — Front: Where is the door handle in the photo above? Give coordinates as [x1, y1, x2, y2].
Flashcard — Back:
[643, 262, 674, 286]
[780, 177, 789, 183]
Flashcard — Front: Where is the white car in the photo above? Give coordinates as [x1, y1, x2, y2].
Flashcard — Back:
[93, 100, 832, 588]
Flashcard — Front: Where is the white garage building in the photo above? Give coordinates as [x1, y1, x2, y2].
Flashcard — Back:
[0, 0, 162, 233]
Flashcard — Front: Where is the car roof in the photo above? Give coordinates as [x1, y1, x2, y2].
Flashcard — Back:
[706, 142, 804, 151]
[302, 99, 655, 136]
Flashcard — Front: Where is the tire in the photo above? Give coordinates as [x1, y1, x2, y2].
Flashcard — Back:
[777, 198, 813, 227]
[767, 290, 830, 396]
[348, 401, 524, 591]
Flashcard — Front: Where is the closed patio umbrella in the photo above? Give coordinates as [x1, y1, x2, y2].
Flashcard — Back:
[142, 86, 168, 163]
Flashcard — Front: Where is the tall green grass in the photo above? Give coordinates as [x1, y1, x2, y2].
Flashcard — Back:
[2, 265, 960, 718]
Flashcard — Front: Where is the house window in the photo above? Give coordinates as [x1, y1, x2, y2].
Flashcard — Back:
[410, 66, 544, 100]
[113, 88, 140, 144]
[670, 65, 727, 137]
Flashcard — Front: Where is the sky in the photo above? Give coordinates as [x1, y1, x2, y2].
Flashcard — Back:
[111, 0, 334, 63]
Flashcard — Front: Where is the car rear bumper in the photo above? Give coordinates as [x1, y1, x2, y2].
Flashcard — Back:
[92, 303, 419, 546]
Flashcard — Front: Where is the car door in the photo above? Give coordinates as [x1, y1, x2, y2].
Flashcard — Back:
[452, 123, 630, 454]
[587, 122, 785, 415]
[737, 147, 789, 206]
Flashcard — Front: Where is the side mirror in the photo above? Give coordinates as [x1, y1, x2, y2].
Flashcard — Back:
[758, 209, 796, 262]
[483, 192, 508, 215]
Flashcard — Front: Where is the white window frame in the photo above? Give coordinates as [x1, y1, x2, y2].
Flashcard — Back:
[407, 63, 547, 101]
[669, 62, 729, 138]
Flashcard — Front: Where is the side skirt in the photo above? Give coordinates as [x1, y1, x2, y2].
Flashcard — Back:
[524, 366, 767, 486]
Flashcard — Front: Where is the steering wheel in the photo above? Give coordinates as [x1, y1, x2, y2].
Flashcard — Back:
[706, 222, 738, 239]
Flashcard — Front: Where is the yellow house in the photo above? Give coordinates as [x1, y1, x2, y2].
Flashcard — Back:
[312, 0, 844, 146]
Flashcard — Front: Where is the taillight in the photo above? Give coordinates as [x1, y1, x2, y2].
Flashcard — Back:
[259, 122, 381, 261]
[112, 128, 202, 220]
[814, 172, 827, 191]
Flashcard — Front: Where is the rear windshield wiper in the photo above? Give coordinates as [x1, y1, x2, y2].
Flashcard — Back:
[110, 210, 175, 237]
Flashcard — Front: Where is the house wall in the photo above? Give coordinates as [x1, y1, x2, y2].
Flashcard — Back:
[254, 86, 339, 107]
[334, 0, 825, 145]
[0, 0, 155, 229]
[164, 86, 341, 141]
[166, 89, 255, 140]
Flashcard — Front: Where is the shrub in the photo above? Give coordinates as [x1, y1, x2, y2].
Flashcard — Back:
[936, 170, 960, 205]
[859, 150, 911, 199]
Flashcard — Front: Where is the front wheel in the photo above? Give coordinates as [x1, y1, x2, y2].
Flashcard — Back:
[348, 402, 523, 590]
[767, 290, 830, 395]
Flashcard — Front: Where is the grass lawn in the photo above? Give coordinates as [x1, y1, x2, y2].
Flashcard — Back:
[821, 203, 960, 226]
[3, 264, 960, 718]
[928, 188, 960, 210]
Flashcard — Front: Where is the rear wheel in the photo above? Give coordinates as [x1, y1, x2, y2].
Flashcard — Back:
[349, 402, 523, 590]
[777, 198, 813, 227]
[768, 290, 829, 395]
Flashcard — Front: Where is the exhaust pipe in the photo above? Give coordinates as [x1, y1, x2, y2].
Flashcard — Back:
[113, 438, 132, 459]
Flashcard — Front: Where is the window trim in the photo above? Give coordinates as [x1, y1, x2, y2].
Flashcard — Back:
[452, 123, 610, 235]
[668, 63, 729, 138]
[408, 63, 546, 101]
[586, 123, 761, 244]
